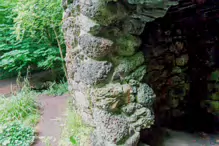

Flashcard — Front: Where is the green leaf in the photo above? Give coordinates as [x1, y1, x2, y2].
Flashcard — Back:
[70, 136, 77, 145]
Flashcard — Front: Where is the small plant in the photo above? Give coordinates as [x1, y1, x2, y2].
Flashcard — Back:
[59, 99, 93, 146]
[43, 81, 68, 96]
[0, 78, 40, 126]
[0, 122, 35, 146]
[39, 136, 54, 146]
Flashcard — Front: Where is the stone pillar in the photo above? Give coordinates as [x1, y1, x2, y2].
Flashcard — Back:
[62, 0, 177, 145]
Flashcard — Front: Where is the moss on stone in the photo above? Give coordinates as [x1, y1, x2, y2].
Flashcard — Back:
[207, 100, 219, 114]
[92, 2, 127, 26]
[116, 34, 141, 56]
[112, 52, 145, 81]
[125, 65, 146, 82]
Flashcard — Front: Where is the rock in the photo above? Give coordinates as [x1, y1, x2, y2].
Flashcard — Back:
[62, 0, 178, 145]
[79, 34, 113, 59]
[62, 0, 74, 9]
[63, 23, 80, 48]
[124, 132, 140, 146]
[136, 84, 156, 107]
[128, 107, 154, 130]
[125, 66, 146, 82]
[80, 0, 127, 25]
[90, 83, 132, 111]
[122, 102, 154, 131]
[112, 52, 145, 81]
[74, 59, 113, 85]
[115, 35, 141, 56]
[74, 91, 90, 108]
[122, 103, 143, 116]
[138, 142, 150, 146]
[76, 14, 100, 33]
[127, 0, 165, 5]
[93, 108, 129, 144]
[123, 19, 145, 35]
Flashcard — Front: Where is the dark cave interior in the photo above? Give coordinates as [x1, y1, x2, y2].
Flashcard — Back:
[140, 0, 219, 141]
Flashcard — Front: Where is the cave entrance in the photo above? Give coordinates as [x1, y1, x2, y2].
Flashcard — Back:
[140, 0, 219, 134]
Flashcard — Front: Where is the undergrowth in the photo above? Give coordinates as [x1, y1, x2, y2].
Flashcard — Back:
[0, 122, 35, 146]
[42, 81, 68, 96]
[59, 99, 93, 146]
[0, 78, 40, 146]
[0, 79, 40, 126]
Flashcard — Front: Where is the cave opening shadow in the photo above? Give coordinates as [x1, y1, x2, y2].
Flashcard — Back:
[139, 1, 219, 145]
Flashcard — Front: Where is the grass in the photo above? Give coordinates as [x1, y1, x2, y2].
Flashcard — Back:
[42, 81, 68, 96]
[0, 80, 40, 127]
[59, 99, 93, 146]
[0, 78, 40, 146]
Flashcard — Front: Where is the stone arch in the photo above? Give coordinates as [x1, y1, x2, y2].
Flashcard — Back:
[62, 0, 219, 145]
[62, 0, 178, 145]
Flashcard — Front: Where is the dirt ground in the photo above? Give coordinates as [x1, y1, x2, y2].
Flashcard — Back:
[0, 77, 68, 146]
[0, 77, 219, 146]
[34, 95, 68, 146]
[0, 78, 17, 96]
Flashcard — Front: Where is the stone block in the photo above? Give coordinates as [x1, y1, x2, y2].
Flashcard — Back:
[115, 35, 141, 56]
[90, 83, 132, 111]
[74, 59, 113, 85]
[93, 108, 129, 144]
[79, 34, 113, 59]
[112, 52, 145, 81]
[136, 83, 156, 107]
[123, 19, 145, 35]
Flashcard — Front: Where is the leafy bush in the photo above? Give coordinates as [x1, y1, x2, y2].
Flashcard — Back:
[0, 81, 40, 126]
[0, 0, 66, 78]
[0, 122, 35, 146]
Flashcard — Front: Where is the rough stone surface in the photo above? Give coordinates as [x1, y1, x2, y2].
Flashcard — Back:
[93, 108, 129, 144]
[79, 34, 113, 59]
[74, 59, 113, 85]
[80, 0, 127, 26]
[76, 14, 100, 33]
[90, 83, 131, 111]
[136, 83, 156, 107]
[62, 0, 177, 145]
[123, 19, 146, 35]
[112, 52, 145, 81]
[125, 66, 147, 82]
[115, 35, 141, 57]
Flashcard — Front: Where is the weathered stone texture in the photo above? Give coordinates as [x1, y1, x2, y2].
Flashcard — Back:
[137, 84, 156, 107]
[79, 34, 113, 59]
[90, 83, 131, 111]
[74, 59, 113, 85]
[93, 108, 130, 144]
[62, 0, 178, 145]
[112, 52, 145, 81]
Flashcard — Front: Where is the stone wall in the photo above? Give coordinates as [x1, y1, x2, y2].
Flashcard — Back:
[62, 0, 177, 145]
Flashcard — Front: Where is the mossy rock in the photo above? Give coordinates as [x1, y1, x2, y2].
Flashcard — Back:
[116, 35, 141, 56]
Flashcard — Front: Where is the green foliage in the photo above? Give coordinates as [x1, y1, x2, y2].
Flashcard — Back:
[0, 78, 39, 146]
[13, 0, 65, 70]
[70, 136, 78, 145]
[59, 100, 93, 146]
[0, 81, 40, 126]
[42, 82, 68, 96]
[210, 70, 219, 82]
[13, 0, 63, 40]
[0, 122, 35, 146]
[0, 0, 65, 77]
